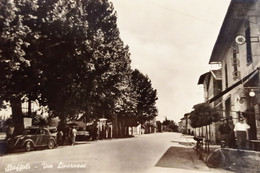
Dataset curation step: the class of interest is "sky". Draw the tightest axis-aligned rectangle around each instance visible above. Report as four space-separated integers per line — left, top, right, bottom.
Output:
111 0 231 122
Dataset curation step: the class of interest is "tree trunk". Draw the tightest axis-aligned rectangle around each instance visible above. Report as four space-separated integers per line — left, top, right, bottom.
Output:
28 93 32 117
58 115 67 130
118 118 122 137
205 125 209 153
126 119 132 136
209 123 211 141
122 118 126 137
10 97 24 135
112 116 118 138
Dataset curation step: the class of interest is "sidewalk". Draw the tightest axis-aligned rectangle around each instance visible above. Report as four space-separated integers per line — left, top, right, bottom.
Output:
183 134 260 173
151 134 233 173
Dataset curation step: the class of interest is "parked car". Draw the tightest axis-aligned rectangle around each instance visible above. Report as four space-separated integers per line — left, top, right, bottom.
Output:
67 121 90 141
48 127 58 135
76 130 90 140
6 126 57 152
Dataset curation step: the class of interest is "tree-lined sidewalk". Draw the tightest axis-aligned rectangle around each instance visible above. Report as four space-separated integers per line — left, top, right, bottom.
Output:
0 0 158 137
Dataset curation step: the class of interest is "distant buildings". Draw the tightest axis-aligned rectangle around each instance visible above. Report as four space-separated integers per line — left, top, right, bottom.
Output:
178 113 194 135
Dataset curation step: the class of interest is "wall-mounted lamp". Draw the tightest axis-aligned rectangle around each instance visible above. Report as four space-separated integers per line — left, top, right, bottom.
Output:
249 90 256 97
238 87 260 104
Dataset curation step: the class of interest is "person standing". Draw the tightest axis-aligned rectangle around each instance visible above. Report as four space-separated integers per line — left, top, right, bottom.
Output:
71 127 77 146
219 119 231 148
64 126 70 145
57 130 64 146
234 117 250 150
5 123 14 140
93 120 98 140
228 118 236 148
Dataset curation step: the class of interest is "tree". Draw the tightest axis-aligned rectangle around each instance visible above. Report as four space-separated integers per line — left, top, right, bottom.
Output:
190 103 220 128
189 102 221 152
0 0 158 137
112 67 138 137
162 118 178 132
131 69 158 123
0 0 40 134
0 0 123 133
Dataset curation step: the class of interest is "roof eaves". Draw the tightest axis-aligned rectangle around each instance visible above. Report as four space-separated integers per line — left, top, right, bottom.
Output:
209 0 255 64
198 72 210 85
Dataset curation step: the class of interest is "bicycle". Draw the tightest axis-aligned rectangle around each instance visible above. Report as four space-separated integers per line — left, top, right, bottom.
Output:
193 136 204 160
206 147 237 171
220 140 226 148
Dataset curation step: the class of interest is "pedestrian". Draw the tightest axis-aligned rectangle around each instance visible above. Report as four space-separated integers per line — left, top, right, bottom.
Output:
219 119 231 148
234 117 250 150
57 130 64 146
227 118 236 148
64 126 70 145
5 123 14 140
93 120 98 140
71 126 77 146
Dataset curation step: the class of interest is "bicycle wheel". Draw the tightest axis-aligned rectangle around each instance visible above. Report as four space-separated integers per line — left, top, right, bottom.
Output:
206 148 226 168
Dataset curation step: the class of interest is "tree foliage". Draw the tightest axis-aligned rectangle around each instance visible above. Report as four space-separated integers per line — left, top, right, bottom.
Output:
190 103 220 128
131 69 158 123
0 0 158 135
162 118 178 132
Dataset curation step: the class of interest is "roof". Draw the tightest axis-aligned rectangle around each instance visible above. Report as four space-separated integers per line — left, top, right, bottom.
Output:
209 0 256 63
184 113 190 117
198 72 210 84
198 69 222 84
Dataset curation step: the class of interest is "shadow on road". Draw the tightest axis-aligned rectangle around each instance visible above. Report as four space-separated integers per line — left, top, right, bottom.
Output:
155 146 209 171
171 140 195 147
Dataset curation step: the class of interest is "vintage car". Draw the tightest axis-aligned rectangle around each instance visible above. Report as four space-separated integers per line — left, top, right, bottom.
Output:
67 121 90 141
7 126 57 152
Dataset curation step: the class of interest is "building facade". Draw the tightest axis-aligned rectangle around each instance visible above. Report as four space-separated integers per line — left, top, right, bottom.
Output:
179 113 194 135
197 70 223 143
209 0 260 141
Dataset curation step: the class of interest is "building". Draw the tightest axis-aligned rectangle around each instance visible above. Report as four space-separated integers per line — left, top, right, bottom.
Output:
179 116 187 134
209 0 260 141
143 117 157 134
197 69 223 143
178 113 194 135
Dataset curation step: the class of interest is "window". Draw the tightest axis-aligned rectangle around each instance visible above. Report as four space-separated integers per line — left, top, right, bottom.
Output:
225 64 228 88
225 97 231 118
245 27 252 65
231 44 240 80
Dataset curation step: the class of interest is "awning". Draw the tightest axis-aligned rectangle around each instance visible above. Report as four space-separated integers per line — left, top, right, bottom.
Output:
209 68 259 103
243 68 259 87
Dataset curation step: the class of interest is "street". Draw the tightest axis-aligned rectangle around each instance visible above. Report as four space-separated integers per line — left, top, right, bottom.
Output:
0 132 232 173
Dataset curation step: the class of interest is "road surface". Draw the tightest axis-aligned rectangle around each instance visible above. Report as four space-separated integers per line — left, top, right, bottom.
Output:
0 132 232 173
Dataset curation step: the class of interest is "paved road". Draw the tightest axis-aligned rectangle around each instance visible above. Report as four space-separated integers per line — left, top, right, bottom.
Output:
0 132 232 173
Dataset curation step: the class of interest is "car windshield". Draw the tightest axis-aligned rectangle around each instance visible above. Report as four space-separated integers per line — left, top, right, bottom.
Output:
23 129 38 135
49 128 57 133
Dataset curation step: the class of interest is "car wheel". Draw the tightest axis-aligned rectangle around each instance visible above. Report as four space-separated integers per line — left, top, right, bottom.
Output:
48 140 55 149
25 141 32 152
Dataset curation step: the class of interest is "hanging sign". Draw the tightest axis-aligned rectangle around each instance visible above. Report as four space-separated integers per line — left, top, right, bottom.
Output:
235 35 246 45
